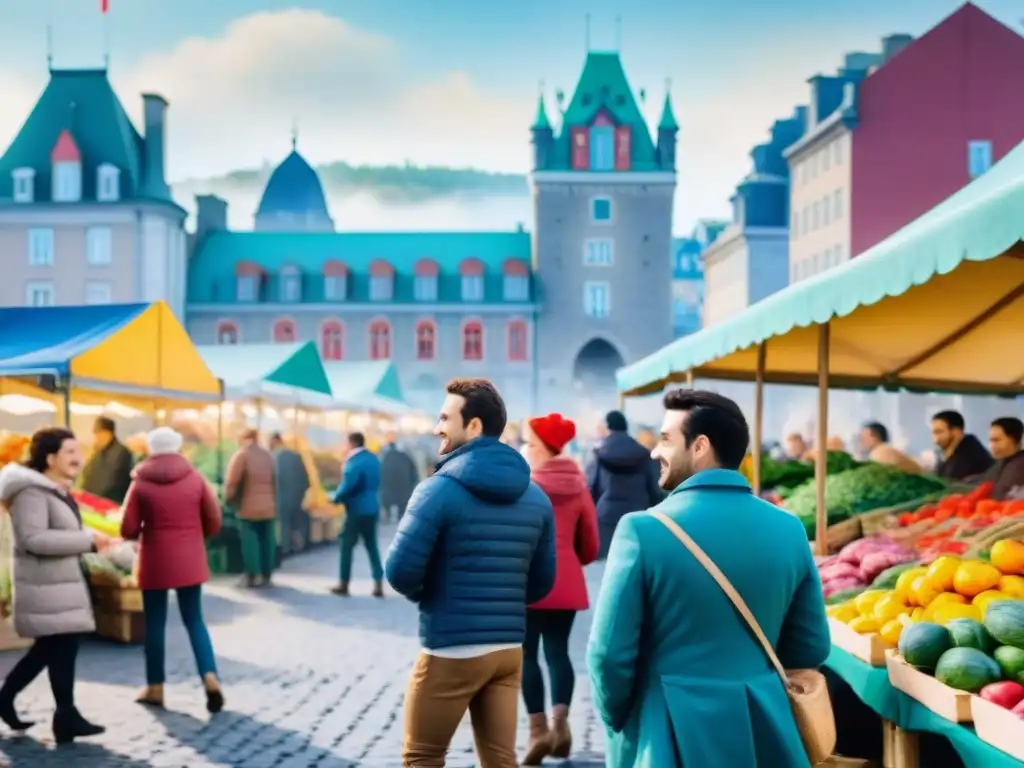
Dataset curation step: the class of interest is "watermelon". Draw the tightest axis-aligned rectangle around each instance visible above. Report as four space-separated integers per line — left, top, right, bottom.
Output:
947 618 996 654
994 646 1024 684
899 621 952 672
871 562 921 590
935 647 1002 692
825 587 865 605
984 600 1024 650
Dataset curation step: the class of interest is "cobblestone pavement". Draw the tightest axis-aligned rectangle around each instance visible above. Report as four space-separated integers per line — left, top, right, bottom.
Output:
0 523 607 767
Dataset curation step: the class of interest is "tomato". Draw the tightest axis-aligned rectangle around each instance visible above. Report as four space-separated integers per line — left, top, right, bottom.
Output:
934 507 954 523
968 481 995 502
977 499 1001 516
918 504 937 519
956 501 975 519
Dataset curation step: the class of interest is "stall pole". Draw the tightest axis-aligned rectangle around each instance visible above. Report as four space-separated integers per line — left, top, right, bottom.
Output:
618 392 625 411
215 379 225 487
752 343 766 495
685 370 695 388
814 323 831 555
255 398 264 431
60 376 72 428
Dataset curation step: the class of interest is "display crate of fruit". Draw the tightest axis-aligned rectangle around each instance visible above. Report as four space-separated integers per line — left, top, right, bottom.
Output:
828 616 887 666
886 650 974 722
971 693 1024 761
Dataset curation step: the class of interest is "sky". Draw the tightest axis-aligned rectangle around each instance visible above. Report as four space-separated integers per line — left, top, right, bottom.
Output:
0 0 1022 232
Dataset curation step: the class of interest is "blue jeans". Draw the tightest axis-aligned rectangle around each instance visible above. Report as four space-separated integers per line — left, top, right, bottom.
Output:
142 586 218 685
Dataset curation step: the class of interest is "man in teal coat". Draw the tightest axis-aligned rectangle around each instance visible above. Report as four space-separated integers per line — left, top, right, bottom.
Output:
587 389 831 767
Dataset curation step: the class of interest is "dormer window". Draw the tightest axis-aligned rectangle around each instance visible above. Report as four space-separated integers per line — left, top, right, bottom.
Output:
235 261 263 302
50 129 82 203
280 264 302 302
322 260 348 301
459 258 485 301
589 114 615 171
414 259 439 302
502 259 529 301
96 164 120 202
12 168 35 203
369 259 394 301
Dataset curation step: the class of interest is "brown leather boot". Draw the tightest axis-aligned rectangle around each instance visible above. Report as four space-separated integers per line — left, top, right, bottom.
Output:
135 684 164 708
330 581 349 596
550 704 572 758
372 580 384 598
522 713 552 765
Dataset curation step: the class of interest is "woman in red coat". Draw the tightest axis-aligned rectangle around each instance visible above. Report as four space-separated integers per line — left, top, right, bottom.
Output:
520 413 599 765
120 427 225 713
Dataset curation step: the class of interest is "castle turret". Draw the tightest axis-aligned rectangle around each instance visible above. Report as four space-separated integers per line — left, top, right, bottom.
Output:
530 95 553 171
657 91 678 171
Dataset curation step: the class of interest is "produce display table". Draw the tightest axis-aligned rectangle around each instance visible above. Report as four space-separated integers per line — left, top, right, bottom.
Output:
826 646 1024 768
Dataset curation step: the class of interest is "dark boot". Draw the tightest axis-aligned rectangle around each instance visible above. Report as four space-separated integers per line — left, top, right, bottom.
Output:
0 695 33 731
330 581 349 596
550 704 572 758
204 673 225 714
53 708 105 745
372 581 384 598
522 713 552 765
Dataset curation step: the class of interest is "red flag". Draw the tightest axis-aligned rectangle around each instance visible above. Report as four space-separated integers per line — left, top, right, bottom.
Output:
101 0 109 12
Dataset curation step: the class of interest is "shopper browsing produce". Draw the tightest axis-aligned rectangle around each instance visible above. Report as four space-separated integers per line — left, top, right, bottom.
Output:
857 422 922 474
932 410 994 482
983 417 1024 500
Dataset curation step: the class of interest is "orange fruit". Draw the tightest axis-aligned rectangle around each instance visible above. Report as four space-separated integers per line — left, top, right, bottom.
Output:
926 556 961 592
999 575 1024 598
991 539 1024 575
953 561 1003 597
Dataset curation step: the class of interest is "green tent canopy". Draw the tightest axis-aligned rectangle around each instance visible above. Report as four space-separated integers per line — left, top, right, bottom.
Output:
321 361 412 415
196 342 333 404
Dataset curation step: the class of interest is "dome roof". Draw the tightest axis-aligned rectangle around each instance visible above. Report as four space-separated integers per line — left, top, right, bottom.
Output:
257 149 330 216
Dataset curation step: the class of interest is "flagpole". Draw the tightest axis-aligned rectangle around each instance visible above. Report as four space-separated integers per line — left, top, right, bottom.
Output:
101 0 110 69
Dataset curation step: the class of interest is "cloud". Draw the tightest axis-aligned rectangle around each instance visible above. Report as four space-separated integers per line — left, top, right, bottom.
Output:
110 9 532 179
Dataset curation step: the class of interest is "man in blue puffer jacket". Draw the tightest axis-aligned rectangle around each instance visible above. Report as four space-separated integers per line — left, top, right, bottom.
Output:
385 377 556 768
331 432 384 597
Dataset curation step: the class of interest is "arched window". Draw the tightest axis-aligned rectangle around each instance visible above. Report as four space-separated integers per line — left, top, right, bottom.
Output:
320 320 344 360
369 319 391 360
272 318 296 343
216 321 239 345
415 320 436 361
507 320 527 361
462 321 483 361
459 258 485 302
280 264 302 302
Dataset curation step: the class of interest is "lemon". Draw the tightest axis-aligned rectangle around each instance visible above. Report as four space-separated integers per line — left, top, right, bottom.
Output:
910 576 940 608
972 590 1010 611
849 615 882 634
931 602 982 625
895 567 928 602
827 603 859 623
880 618 904 646
874 593 910 623
854 590 889 615
925 556 961 592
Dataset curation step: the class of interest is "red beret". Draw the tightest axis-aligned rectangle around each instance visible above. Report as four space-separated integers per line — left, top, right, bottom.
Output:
528 413 576 454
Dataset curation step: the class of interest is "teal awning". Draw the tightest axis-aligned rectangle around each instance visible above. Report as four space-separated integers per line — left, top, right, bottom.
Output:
321 361 412 415
196 342 333 403
618 137 1024 397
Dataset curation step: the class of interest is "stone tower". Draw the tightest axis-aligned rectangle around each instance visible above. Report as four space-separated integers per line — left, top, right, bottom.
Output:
531 52 677 419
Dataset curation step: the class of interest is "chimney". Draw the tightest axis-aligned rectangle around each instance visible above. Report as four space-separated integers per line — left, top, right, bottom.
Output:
195 194 228 242
141 93 169 198
882 34 913 63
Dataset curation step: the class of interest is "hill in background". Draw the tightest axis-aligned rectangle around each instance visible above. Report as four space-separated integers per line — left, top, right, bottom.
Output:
172 162 533 232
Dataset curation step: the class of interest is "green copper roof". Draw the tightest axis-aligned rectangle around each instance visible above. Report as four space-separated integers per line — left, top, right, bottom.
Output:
532 96 551 130
549 51 659 171
659 93 679 131
0 69 165 203
187 230 534 305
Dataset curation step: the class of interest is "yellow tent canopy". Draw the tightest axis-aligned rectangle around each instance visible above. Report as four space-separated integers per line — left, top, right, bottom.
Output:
0 301 221 411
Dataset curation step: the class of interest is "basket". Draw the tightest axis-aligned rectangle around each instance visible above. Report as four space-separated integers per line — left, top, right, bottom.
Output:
90 584 143 613
94 606 145 644
826 517 863 552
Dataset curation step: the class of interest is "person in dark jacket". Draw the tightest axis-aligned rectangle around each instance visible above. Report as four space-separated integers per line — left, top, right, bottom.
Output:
331 432 384 597
80 416 133 504
269 433 310 556
385 378 556 768
932 410 994 481
984 417 1024 499
379 433 419 523
586 410 664 559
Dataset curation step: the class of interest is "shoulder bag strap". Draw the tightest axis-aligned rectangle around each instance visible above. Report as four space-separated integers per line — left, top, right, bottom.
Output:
651 510 789 684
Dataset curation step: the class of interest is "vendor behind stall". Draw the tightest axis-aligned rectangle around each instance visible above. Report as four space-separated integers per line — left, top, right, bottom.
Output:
931 409 994 481
983 416 1024 499
80 416 133 504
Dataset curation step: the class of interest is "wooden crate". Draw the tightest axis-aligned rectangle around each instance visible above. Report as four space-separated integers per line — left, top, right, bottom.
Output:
90 584 143 613
886 652 972 722
93 607 145 644
827 517 863 552
828 617 888 666
971 694 1024 761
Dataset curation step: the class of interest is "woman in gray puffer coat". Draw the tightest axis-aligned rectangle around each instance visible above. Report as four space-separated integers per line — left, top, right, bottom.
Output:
0 427 106 744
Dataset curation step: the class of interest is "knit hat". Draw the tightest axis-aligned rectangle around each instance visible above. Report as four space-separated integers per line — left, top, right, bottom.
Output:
605 410 628 432
146 427 183 456
528 413 576 454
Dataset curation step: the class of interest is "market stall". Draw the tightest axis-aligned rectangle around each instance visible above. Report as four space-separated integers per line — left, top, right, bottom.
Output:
617 139 1024 765
195 341 335 563
0 301 222 645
